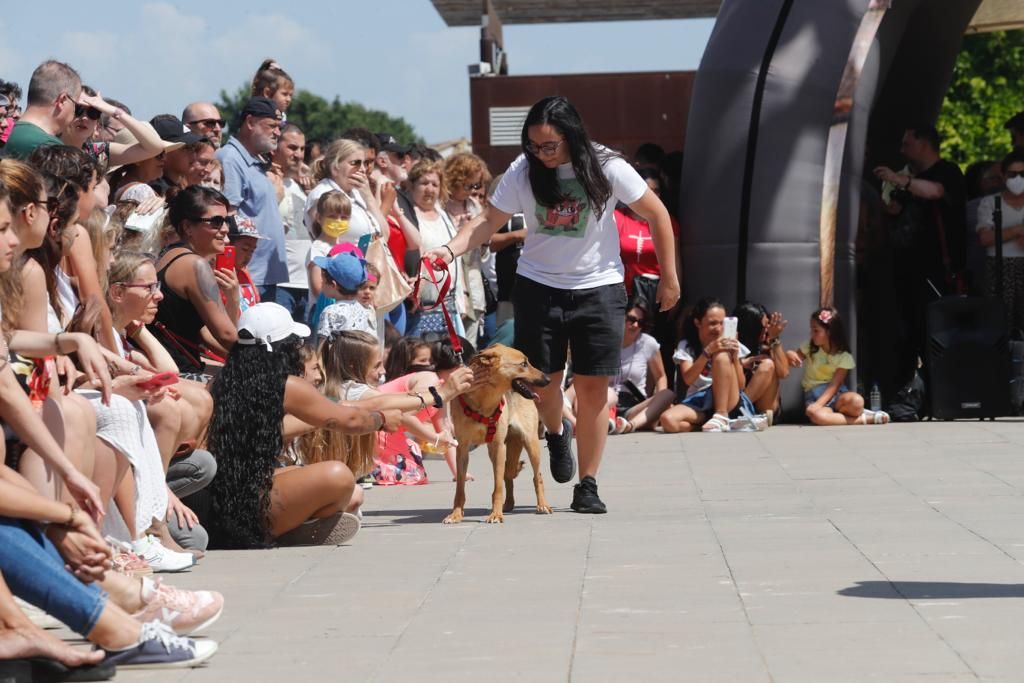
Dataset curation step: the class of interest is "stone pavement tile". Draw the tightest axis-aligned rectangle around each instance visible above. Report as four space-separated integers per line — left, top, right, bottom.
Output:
738 577 919 625
570 623 771 683
912 601 1024 679
754 621 975 680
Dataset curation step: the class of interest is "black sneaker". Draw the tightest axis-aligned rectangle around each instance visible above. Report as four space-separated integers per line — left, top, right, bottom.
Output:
545 417 576 483
571 476 607 514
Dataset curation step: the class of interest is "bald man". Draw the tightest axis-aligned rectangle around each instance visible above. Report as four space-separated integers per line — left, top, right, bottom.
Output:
182 101 224 148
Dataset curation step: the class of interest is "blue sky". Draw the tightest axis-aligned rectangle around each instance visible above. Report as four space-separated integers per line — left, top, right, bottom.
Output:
0 1 714 144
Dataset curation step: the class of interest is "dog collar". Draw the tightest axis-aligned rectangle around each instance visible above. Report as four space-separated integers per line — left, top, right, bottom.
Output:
458 395 504 443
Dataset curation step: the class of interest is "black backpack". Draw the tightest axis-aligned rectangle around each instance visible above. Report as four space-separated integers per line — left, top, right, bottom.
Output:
887 372 927 422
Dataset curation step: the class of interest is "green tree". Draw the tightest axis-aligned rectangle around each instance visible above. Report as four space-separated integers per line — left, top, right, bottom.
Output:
938 30 1024 167
217 86 423 145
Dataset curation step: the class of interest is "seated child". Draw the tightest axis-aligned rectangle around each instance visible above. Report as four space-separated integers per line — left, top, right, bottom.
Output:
792 307 889 426
314 250 376 340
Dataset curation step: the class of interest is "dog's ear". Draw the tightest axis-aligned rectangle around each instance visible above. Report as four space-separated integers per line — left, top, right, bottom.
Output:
471 350 499 371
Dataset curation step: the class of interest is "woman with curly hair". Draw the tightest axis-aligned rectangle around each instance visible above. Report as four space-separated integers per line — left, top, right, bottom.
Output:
444 152 489 342
204 303 407 548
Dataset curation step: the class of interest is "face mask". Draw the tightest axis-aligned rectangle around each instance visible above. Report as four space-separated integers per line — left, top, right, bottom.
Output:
322 219 349 238
1006 176 1024 196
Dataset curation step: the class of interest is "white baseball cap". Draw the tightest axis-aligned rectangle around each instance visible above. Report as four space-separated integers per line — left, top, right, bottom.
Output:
236 302 310 351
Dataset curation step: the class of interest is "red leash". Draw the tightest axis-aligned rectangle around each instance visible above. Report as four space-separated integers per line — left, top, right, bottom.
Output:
412 257 463 359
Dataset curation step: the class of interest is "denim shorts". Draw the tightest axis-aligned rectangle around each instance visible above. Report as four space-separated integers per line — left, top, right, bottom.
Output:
680 386 756 417
804 383 850 408
512 275 627 376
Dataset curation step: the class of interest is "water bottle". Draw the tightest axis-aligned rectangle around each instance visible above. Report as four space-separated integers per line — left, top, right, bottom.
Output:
869 382 882 412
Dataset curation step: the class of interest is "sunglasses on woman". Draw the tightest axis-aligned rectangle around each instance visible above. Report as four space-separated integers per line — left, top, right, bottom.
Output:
625 314 645 326
189 215 233 229
74 104 102 121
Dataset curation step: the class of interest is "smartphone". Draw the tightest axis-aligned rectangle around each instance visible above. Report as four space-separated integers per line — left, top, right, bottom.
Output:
214 246 236 272
135 371 179 392
723 316 738 340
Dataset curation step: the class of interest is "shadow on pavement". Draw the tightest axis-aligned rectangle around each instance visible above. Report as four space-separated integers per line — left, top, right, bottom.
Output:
362 507 562 525
839 581 1024 599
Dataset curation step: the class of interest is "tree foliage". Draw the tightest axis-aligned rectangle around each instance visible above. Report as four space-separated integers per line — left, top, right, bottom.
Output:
217 86 423 145
938 30 1024 167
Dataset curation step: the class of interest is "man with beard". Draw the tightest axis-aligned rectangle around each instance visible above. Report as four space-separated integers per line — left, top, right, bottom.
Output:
217 97 287 299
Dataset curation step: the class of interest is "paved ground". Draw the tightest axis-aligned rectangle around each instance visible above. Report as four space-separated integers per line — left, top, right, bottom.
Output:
101 420 1024 682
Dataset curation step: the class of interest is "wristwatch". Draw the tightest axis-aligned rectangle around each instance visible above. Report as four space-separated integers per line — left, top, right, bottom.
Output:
428 386 444 409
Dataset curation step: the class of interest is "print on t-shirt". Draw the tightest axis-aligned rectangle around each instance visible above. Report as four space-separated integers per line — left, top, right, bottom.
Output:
536 178 591 238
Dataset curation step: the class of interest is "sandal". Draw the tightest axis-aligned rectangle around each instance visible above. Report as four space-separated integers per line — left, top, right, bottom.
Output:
701 413 731 432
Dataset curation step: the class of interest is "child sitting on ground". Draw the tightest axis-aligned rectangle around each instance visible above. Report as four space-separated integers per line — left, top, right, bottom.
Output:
791 307 889 425
314 250 376 340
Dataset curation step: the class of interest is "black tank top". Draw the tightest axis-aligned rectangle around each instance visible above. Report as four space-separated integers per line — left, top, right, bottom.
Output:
148 248 207 374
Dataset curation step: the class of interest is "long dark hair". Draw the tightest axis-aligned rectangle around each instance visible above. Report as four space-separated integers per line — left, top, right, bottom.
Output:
733 301 768 353
384 337 432 379
809 306 850 355
522 96 615 217
24 171 80 323
207 334 303 549
681 297 726 356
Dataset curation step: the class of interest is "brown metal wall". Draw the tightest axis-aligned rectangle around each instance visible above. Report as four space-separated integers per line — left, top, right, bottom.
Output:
469 70 695 175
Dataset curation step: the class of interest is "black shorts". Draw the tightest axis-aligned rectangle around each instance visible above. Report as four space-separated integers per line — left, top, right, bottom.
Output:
512 275 627 376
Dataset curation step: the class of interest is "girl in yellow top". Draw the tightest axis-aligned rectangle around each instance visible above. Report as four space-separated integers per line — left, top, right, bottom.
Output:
791 307 889 425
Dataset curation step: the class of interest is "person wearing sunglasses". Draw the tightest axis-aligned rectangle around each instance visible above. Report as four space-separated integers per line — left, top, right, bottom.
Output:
182 102 225 149
424 96 679 516
149 186 239 379
443 152 490 344
976 149 1024 336
59 87 165 174
604 300 675 435
1 60 81 160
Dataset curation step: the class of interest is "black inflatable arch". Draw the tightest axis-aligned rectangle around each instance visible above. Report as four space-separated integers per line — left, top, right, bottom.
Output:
680 0 983 411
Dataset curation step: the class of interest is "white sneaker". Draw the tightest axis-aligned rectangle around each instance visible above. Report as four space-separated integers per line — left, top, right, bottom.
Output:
131 535 195 573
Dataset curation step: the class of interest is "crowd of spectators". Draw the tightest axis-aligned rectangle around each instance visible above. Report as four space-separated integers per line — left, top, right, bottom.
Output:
0 54 1019 678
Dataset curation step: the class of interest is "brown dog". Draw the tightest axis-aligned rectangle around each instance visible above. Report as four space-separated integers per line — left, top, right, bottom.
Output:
444 345 553 524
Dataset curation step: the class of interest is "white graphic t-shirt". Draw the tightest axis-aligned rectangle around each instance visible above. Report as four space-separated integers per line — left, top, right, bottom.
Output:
489 148 649 289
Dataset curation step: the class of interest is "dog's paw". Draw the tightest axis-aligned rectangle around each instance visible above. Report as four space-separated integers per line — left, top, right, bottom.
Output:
442 510 464 524
502 497 515 513
485 511 504 524
536 504 553 515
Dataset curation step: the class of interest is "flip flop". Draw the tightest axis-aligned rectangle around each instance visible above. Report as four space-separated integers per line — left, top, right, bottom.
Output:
30 657 116 682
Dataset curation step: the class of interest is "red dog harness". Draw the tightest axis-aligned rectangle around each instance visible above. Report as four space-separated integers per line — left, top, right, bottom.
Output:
458 395 504 443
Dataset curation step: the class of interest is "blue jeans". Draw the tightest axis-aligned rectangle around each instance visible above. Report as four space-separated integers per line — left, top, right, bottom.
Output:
257 284 278 303
0 517 107 635
274 287 309 324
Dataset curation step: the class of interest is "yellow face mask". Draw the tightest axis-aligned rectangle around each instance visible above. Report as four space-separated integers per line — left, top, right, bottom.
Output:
322 219 349 239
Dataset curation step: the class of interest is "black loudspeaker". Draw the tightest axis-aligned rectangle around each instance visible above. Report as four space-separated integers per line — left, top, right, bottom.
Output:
926 297 1011 420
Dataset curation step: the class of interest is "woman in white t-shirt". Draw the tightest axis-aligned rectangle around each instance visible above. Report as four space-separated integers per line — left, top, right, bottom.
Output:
425 96 679 515
606 301 675 434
